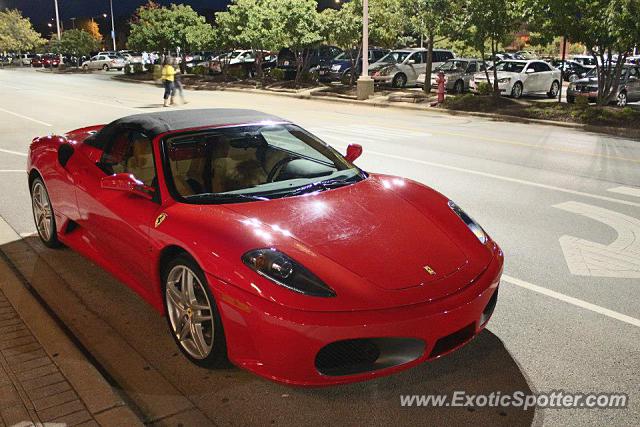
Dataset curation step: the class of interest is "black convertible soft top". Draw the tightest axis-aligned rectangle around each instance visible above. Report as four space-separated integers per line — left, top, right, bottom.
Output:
90 109 286 149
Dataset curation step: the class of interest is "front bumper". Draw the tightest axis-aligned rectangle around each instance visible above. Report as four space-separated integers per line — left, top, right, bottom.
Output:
371 73 393 84
210 247 504 386
470 80 511 94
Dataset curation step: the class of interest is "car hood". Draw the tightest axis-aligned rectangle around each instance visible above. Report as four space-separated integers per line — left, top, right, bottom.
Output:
368 62 395 71
475 71 520 80
170 175 497 311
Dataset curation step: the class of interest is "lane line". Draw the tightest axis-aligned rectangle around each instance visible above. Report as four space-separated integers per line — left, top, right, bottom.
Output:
502 274 640 328
0 148 27 157
608 186 640 198
346 147 640 208
0 107 52 126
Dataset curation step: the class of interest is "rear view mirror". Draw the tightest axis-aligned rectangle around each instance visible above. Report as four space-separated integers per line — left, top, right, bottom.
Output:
101 173 154 200
345 144 363 163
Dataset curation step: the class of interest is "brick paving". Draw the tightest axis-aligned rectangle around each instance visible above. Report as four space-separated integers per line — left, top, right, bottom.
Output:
0 290 98 427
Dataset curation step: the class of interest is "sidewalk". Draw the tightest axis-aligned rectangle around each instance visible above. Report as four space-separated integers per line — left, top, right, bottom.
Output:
0 224 143 426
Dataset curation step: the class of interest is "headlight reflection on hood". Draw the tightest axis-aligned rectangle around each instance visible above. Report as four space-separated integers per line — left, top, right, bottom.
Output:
242 248 336 297
447 201 488 244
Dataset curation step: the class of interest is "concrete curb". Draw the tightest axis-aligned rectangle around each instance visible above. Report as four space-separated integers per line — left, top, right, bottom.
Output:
0 221 143 426
113 75 638 139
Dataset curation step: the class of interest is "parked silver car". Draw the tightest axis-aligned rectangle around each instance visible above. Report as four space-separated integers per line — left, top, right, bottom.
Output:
417 58 485 93
567 65 640 106
81 54 126 71
369 48 455 88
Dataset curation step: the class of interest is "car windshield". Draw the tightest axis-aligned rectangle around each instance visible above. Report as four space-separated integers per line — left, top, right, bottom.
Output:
334 51 356 60
378 51 411 63
436 60 469 72
492 61 525 73
164 124 363 204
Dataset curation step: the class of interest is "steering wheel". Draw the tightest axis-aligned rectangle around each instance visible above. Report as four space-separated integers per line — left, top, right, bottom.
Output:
267 156 296 182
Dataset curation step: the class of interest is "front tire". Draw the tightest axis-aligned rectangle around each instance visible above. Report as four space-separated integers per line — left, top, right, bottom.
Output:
102 64 109 71
392 73 407 88
511 81 523 99
453 79 464 94
31 178 61 248
617 91 628 107
547 80 560 98
163 255 229 368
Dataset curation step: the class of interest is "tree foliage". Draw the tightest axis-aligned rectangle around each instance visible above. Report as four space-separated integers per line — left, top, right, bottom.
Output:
0 9 46 53
77 19 103 43
51 29 101 64
128 2 215 56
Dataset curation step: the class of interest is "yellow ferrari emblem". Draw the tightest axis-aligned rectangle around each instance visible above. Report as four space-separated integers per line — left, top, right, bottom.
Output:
423 265 436 276
155 213 168 228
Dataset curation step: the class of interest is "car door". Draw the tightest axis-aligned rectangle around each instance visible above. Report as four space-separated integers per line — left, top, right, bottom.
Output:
75 127 162 295
628 67 640 101
537 62 555 92
405 52 424 83
523 62 540 93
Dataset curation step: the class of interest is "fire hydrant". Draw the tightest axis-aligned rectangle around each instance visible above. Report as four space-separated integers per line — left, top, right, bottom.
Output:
436 71 446 103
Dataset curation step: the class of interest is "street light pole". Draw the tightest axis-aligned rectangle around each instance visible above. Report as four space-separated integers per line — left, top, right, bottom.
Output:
356 0 374 100
53 0 61 40
109 0 116 51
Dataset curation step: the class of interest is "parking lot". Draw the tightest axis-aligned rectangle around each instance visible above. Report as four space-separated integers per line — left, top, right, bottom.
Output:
0 68 639 426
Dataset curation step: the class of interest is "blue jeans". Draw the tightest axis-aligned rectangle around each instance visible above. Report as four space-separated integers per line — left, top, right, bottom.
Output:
163 80 175 99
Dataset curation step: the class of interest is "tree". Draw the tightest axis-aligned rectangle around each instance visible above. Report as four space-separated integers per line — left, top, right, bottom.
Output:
458 0 518 97
320 1 361 84
51 29 101 66
128 2 215 69
77 19 103 43
401 0 461 93
0 9 46 57
525 0 640 105
216 0 284 82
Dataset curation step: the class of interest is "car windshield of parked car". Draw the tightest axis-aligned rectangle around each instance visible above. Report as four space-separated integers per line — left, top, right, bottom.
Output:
164 124 363 203
493 61 526 73
378 51 411 64
436 60 468 72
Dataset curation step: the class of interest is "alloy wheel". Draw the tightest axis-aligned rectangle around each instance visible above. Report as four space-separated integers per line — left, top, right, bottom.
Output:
551 81 559 96
165 265 214 360
617 92 627 107
32 181 53 242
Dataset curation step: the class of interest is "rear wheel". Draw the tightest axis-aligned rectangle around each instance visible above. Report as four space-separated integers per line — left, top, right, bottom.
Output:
102 64 109 71
547 80 560 98
163 255 229 368
453 79 464 94
617 91 628 107
31 178 61 248
392 73 407 88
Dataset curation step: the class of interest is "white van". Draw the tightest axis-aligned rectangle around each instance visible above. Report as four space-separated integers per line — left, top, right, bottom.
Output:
368 48 455 87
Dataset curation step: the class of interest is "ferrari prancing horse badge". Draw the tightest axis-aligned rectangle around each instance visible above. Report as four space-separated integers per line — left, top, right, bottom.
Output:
155 213 168 228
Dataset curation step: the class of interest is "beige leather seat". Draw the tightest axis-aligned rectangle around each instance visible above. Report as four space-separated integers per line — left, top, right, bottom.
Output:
127 138 155 186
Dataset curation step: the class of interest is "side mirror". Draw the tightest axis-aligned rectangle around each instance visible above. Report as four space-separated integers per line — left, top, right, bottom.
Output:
525 68 535 74
407 59 416 65
345 144 363 163
101 173 154 200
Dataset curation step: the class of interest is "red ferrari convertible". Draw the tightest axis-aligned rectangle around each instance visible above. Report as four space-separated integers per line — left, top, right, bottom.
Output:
27 109 503 386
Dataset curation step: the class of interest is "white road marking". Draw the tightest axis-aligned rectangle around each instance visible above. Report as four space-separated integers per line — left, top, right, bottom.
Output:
502 274 640 328
0 148 27 157
0 170 25 173
608 186 640 198
554 201 640 278
326 142 640 208
0 107 52 126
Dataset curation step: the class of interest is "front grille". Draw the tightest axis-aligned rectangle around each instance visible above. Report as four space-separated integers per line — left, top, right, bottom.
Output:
315 338 425 376
428 323 476 359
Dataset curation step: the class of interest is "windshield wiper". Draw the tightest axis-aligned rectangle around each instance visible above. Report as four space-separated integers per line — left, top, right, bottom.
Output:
286 176 359 197
185 192 270 203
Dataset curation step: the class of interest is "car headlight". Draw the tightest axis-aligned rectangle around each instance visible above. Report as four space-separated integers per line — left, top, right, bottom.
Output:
498 78 511 84
242 248 336 297
448 201 488 244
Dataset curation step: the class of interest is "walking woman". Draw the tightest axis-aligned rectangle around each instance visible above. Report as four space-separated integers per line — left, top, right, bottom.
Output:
161 56 176 107
172 57 187 104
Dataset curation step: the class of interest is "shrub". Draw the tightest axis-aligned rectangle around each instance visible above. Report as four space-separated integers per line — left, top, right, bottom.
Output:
574 95 589 108
144 63 154 73
124 64 133 75
133 63 144 74
476 82 493 96
268 67 285 81
227 66 246 80
191 65 207 76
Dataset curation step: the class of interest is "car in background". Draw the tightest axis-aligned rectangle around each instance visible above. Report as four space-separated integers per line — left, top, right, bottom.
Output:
551 59 591 82
514 51 537 60
206 50 277 77
317 48 388 84
120 51 143 64
417 58 485 93
369 48 455 88
277 46 342 80
42 55 60 68
17 53 35 66
570 55 597 69
567 65 640 106
82 54 126 71
626 56 640 65
471 60 561 99
31 55 44 67
0 55 13 65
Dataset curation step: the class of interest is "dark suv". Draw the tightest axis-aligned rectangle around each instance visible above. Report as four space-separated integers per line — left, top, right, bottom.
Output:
317 48 389 84
567 65 640 106
277 45 342 80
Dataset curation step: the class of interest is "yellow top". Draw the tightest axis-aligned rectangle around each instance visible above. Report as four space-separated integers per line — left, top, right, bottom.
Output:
161 65 176 82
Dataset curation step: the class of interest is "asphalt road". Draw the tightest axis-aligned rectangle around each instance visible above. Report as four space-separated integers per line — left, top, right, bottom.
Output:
1 68 639 426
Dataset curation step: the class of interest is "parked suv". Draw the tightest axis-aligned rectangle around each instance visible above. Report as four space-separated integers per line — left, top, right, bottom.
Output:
417 58 484 93
277 45 342 80
82 54 126 71
567 65 640 106
317 48 388 83
550 59 591 82
369 48 455 87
